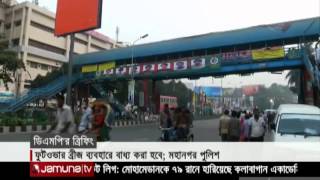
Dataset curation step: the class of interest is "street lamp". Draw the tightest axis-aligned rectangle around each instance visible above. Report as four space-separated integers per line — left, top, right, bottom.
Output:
269 99 274 109
241 94 244 108
220 78 223 108
129 34 149 105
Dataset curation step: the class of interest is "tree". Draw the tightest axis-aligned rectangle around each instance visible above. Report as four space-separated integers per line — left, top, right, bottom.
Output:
253 84 297 110
0 42 25 90
286 69 301 95
156 80 193 107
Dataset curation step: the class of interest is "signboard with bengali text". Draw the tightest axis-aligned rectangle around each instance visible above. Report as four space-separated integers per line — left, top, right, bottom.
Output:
81 65 98 73
252 47 285 60
80 47 292 78
98 62 115 72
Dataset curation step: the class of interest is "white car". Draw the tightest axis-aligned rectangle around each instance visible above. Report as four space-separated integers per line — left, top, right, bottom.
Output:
264 109 277 114
271 104 320 142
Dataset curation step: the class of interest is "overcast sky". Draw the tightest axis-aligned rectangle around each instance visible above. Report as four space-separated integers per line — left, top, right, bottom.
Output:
18 0 320 88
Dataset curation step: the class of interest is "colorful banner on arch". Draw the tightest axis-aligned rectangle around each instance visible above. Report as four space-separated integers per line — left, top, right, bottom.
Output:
80 46 291 77
252 47 285 60
81 65 97 73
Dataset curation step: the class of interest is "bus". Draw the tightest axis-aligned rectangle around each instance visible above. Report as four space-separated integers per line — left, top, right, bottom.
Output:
159 95 178 112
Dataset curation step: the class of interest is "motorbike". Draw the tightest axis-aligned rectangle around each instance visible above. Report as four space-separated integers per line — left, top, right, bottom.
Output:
159 126 194 142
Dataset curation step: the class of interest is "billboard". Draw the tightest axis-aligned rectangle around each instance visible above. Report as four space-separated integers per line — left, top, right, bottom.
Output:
81 65 97 73
159 96 177 112
242 85 263 96
194 86 222 97
252 47 285 60
55 0 103 36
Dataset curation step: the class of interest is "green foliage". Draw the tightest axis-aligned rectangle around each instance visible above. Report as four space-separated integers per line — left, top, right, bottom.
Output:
286 69 301 95
156 80 193 107
0 109 49 126
0 114 31 126
253 84 297 110
0 42 25 90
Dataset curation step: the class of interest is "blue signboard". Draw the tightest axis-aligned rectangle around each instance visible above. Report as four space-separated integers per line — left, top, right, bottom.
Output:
194 86 222 97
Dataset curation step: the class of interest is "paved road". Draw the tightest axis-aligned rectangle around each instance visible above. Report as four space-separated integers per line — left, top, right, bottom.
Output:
111 118 222 141
0 118 272 142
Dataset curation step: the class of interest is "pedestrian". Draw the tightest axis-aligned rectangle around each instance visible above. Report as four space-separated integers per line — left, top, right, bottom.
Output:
267 111 276 131
173 107 182 128
102 103 114 140
78 100 93 133
239 111 246 141
185 108 194 127
125 102 132 119
219 109 231 142
175 108 191 140
160 104 173 128
249 109 266 142
228 110 241 141
262 111 267 124
169 107 176 127
49 94 76 134
242 112 251 141
91 101 113 141
160 104 173 141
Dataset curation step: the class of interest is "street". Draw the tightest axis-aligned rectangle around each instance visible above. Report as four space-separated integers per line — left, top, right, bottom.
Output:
0 118 271 142
111 118 221 141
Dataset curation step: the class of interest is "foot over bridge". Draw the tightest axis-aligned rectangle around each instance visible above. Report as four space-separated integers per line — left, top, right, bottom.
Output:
1 17 319 112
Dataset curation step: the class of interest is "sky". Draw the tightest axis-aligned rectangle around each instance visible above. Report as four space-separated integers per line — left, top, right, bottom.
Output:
17 0 320 88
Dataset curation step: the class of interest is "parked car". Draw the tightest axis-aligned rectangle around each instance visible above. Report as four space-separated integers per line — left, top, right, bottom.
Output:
264 109 277 114
271 104 320 142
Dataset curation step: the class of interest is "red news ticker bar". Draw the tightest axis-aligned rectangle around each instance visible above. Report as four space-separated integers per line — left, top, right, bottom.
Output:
30 162 95 177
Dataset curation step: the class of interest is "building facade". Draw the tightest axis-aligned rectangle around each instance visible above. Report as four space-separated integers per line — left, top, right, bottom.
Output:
0 0 120 95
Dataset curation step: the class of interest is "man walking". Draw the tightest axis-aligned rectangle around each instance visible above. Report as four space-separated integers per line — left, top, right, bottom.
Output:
160 104 173 141
78 100 93 133
229 111 240 141
249 109 266 142
49 94 76 134
219 109 231 142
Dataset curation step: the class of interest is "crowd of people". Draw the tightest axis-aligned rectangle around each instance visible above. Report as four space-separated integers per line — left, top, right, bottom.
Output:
49 94 114 141
219 108 271 142
49 93 275 143
159 104 193 141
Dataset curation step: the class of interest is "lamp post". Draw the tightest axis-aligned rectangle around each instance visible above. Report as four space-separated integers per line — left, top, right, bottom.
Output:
269 99 274 109
220 78 223 108
129 34 148 105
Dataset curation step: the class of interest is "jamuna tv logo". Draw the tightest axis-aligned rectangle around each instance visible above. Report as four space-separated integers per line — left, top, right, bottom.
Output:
32 164 40 174
30 162 94 177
